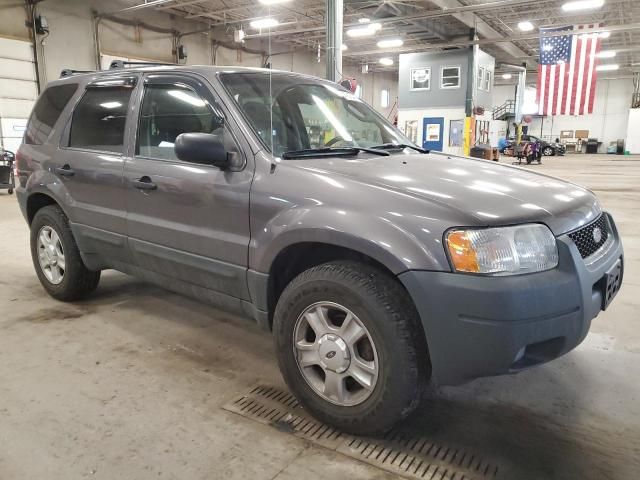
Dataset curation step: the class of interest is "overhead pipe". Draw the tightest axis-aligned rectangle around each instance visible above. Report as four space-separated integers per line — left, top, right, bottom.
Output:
243 0 542 38
344 23 640 57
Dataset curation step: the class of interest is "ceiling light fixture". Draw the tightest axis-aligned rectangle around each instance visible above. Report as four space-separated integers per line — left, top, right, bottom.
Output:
561 0 604 12
595 50 616 58
346 22 382 38
518 21 534 31
595 64 619 71
379 57 394 66
501 73 512 79
250 18 279 29
599 31 611 38
377 38 403 48
358 17 371 23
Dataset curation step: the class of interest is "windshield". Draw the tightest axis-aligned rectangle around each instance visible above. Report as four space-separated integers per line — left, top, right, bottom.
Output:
219 72 414 158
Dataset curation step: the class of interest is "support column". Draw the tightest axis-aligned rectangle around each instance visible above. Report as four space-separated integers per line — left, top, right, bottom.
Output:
325 0 343 82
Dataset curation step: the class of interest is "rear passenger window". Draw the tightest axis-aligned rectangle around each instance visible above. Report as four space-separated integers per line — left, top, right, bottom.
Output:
136 84 223 160
69 87 132 154
25 83 78 145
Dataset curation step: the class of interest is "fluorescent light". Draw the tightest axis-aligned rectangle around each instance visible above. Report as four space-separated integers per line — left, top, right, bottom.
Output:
596 64 619 71
501 73 512 79
599 31 610 38
258 0 290 4
168 90 206 107
595 50 616 58
518 21 534 31
562 0 604 11
100 101 122 109
377 38 403 48
346 22 381 38
379 57 394 66
341 44 348 51
358 17 370 23
250 18 279 29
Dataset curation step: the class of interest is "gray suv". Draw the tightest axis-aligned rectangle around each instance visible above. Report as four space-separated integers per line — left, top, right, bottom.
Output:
16 65 624 435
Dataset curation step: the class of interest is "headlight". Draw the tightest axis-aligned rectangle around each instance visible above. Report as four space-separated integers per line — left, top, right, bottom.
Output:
446 224 558 275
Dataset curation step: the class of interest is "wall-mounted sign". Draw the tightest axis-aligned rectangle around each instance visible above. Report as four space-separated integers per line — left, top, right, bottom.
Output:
560 130 574 139
426 123 441 142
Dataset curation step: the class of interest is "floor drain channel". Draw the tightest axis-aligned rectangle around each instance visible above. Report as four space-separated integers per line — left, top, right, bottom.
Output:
223 385 500 480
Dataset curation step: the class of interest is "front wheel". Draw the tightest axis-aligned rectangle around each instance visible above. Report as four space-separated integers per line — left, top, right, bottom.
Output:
273 261 429 435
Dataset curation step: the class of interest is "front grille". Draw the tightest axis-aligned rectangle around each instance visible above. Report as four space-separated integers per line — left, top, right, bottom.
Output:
568 214 610 259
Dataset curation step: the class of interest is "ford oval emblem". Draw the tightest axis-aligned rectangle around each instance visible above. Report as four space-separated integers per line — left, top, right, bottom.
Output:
593 226 603 244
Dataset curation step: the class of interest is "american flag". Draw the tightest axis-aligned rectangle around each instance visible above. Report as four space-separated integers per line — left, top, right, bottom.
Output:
536 25 602 116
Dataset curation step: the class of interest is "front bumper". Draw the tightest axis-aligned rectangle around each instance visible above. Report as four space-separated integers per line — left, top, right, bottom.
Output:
399 213 623 386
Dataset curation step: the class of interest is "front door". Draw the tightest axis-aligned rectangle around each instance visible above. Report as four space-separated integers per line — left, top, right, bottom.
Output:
422 117 444 152
124 73 253 300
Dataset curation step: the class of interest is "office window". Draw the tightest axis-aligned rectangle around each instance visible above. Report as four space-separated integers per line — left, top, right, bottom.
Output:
381 89 390 108
484 70 492 91
137 84 223 161
410 67 430 90
477 66 485 90
441 66 461 89
69 87 132 153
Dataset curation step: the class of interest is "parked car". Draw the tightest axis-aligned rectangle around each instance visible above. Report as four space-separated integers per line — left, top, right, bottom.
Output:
16 65 624 435
500 134 566 156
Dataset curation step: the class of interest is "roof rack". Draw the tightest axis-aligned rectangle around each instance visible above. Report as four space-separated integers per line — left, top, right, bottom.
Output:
60 68 94 78
109 60 175 70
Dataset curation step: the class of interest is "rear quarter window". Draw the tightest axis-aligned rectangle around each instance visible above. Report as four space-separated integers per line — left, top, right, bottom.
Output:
24 83 78 145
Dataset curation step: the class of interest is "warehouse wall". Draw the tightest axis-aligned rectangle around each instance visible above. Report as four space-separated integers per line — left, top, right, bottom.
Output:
0 0 397 118
492 78 634 151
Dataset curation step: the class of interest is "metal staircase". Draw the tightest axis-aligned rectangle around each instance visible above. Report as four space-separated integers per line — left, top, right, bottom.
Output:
492 100 516 120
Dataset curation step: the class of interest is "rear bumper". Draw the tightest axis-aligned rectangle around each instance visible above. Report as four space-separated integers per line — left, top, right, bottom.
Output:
399 213 624 386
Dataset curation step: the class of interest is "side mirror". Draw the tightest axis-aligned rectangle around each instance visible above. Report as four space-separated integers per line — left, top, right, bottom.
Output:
174 132 228 168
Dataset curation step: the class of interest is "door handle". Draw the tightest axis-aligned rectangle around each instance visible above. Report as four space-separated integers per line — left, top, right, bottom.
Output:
132 176 157 191
55 165 75 177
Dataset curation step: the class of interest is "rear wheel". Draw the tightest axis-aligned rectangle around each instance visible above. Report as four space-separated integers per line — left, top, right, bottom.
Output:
273 261 429 435
542 146 555 156
30 205 100 301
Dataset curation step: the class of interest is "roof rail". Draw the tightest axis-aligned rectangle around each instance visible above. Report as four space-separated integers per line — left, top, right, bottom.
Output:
60 68 94 78
109 60 175 70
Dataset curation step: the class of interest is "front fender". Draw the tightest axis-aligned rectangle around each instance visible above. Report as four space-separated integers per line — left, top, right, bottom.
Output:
250 206 450 274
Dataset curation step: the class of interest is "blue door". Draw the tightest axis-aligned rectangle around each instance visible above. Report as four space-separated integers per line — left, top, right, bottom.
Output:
422 117 444 152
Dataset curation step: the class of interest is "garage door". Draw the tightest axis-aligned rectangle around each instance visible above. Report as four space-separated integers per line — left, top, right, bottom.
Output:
0 37 37 153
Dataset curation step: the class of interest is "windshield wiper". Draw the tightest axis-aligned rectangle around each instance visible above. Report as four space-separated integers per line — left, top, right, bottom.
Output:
282 147 390 159
371 143 429 153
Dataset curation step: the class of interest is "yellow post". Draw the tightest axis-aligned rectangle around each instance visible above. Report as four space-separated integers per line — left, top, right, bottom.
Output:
463 116 475 156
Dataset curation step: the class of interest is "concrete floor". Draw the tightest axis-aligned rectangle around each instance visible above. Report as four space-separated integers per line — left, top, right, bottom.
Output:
1 153 639 480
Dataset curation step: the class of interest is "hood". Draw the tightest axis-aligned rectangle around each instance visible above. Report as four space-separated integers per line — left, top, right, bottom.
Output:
289 152 600 235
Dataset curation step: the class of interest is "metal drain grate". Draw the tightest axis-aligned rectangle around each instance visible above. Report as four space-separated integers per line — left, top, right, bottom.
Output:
223 385 501 480
223 385 347 449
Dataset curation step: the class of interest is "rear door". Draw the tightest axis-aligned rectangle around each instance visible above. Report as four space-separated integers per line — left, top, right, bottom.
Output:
124 73 253 300
55 75 139 263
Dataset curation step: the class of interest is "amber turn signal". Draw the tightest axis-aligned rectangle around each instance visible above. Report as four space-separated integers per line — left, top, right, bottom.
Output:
446 230 480 273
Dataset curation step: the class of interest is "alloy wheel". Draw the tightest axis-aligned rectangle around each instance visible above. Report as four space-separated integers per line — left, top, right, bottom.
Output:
37 225 65 285
293 302 379 406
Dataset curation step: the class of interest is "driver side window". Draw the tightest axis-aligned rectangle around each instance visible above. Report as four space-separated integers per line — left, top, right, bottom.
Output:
137 84 223 161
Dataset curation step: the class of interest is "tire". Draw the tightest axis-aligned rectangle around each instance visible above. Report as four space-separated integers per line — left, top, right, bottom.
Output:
273 261 429 435
542 146 554 156
8 188 13 194
30 205 100 301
